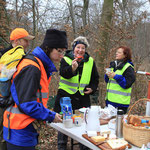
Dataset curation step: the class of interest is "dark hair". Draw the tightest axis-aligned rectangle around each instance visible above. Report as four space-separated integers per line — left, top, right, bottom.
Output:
117 46 132 62
40 45 54 57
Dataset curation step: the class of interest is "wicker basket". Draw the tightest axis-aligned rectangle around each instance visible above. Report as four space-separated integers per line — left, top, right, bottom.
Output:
123 98 150 147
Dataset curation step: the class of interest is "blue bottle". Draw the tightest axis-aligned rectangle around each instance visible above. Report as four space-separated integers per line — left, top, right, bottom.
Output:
60 97 72 120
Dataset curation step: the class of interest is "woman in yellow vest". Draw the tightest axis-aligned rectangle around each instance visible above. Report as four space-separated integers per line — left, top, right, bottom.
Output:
54 36 99 150
105 46 135 114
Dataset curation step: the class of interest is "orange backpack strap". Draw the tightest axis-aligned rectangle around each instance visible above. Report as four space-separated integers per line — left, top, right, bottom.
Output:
13 54 40 78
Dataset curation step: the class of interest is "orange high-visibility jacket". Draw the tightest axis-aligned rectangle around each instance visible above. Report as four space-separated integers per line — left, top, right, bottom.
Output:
3 57 51 129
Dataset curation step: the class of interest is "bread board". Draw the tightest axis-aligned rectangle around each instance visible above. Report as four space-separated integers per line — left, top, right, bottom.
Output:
82 134 132 150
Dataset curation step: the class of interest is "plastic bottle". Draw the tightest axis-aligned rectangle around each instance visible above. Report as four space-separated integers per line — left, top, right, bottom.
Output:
59 112 63 119
115 109 124 138
60 97 72 120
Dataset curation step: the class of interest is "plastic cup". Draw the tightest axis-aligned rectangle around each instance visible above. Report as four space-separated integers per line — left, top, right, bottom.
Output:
63 119 73 128
106 68 112 73
74 117 82 127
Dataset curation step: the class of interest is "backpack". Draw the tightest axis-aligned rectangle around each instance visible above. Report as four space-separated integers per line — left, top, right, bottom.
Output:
0 46 39 108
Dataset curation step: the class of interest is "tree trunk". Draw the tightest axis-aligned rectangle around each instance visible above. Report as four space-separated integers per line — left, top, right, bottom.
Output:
99 0 113 56
96 0 113 70
0 0 9 49
15 0 19 22
67 0 76 38
32 0 36 49
96 0 113 104
81 0 89 36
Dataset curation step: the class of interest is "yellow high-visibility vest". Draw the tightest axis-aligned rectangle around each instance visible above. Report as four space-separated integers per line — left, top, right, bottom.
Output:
59 56 94 95
106 62 134 105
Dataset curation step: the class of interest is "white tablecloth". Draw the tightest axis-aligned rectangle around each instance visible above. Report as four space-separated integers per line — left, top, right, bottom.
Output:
49 122 140 150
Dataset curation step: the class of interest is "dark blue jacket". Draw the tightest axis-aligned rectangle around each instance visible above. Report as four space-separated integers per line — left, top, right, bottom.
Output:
3 47 57 147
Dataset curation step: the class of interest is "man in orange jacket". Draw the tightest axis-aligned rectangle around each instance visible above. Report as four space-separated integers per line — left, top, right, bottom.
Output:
0 28 35 150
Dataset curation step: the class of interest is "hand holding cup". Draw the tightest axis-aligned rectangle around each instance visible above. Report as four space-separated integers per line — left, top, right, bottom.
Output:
105 68 116 78
105 68 112 74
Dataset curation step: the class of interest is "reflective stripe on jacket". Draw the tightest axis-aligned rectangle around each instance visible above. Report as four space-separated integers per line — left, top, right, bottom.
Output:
3 57 50 129
59 56 94 95
106 62 133 105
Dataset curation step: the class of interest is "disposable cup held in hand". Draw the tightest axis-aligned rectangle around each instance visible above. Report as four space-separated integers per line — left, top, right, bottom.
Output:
106 68 112 73
63 119 73 128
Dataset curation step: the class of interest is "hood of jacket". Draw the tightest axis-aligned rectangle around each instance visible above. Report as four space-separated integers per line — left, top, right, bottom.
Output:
110 60 134 71
32 46 57 78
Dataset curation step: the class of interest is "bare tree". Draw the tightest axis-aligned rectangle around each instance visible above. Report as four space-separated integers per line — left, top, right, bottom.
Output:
15 0 19 21
0 0 9 49
32 0 36 48
66 0 76 37
81 0 89 35
95 0 113 71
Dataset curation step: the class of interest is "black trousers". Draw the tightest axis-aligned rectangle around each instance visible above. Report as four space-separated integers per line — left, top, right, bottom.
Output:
57 131 90 150
6 142 35 150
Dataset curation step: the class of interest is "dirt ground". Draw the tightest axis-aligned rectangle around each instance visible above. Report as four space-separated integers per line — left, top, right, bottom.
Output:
36 125 81 150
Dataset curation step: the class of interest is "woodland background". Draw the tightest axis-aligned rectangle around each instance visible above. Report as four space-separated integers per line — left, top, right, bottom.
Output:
1 0 150 149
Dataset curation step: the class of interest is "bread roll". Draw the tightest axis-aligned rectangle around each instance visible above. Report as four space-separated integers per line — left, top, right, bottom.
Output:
129 116 141 125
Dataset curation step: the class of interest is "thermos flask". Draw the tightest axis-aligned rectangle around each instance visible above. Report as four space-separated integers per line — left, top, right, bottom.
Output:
115 109 124 138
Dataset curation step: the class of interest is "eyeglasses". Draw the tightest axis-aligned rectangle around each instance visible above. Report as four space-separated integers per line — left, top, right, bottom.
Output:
57 48 66 55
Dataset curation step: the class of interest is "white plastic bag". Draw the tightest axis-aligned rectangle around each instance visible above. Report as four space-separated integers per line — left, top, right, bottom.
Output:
100 104 117 119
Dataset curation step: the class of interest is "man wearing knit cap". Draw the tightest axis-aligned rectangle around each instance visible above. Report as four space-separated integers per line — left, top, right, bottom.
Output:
3 29 68 150
0 27 34 150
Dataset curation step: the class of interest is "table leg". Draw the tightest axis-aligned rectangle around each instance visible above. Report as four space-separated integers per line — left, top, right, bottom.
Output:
71 138 74 150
